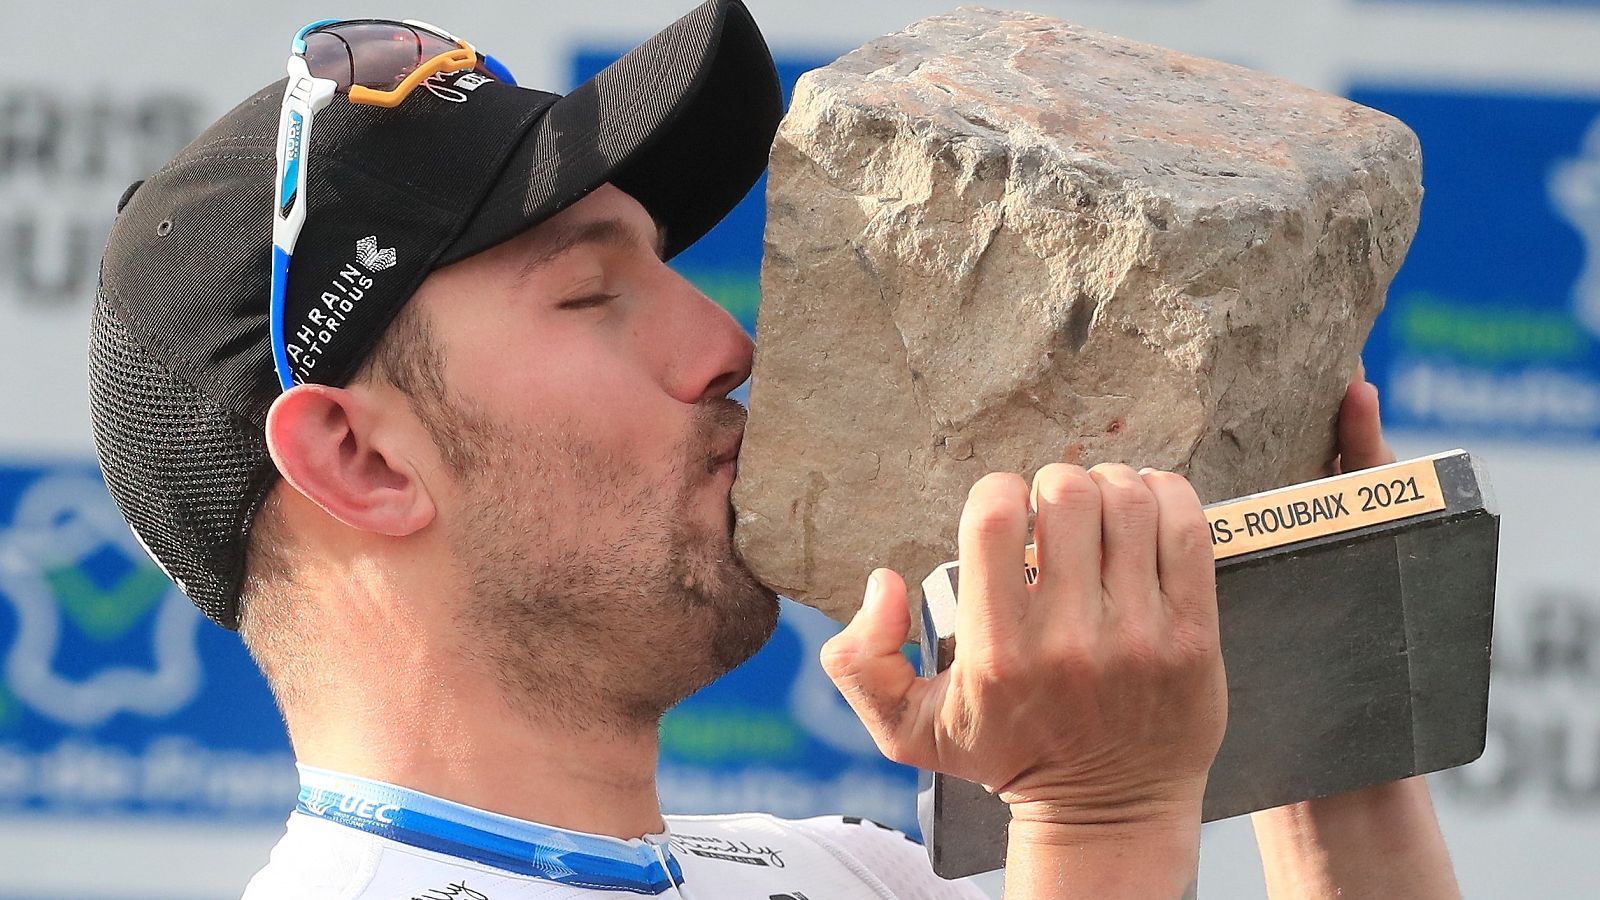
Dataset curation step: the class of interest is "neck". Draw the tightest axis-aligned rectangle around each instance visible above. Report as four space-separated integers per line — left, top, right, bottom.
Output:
286 658 667 839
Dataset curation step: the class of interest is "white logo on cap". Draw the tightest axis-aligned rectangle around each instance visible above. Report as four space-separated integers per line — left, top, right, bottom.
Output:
356 236 397 272
423 69 493 104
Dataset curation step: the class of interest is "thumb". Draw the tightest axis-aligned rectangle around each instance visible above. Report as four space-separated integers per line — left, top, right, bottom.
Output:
820 569 933 767
1337 378 1397 473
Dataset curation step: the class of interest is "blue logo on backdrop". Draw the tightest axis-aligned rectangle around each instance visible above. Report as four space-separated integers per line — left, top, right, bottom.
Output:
0 461 295 818
1352 86 1600 442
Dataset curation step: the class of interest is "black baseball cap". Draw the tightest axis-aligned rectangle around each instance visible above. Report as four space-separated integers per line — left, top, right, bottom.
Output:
87 0 782 628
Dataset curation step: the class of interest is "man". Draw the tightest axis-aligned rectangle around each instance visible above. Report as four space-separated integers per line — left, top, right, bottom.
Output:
87 1 1459 896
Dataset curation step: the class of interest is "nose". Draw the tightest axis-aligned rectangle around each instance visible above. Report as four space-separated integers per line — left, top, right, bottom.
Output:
659 268 754 404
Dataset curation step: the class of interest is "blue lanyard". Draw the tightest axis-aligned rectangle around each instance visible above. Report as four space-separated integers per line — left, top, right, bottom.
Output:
296 766 684 894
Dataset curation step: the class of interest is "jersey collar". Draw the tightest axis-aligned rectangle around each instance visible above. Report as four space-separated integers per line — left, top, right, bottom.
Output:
296 765 684 894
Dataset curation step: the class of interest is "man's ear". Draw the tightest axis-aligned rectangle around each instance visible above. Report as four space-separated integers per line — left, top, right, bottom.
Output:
264 384 435 537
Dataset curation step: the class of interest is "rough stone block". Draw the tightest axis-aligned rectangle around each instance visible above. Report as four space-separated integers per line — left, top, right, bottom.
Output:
732 7 1424 625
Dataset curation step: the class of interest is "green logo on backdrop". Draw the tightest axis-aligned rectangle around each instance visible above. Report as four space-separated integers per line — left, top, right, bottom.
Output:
661 707 802 763
47 561 170 643
1393 291 1591 362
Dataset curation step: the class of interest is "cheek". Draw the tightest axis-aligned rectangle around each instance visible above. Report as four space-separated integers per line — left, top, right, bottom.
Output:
443 305 697 492
505 356 693 481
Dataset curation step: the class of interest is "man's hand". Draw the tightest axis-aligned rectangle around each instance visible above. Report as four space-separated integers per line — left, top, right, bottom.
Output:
1329 365 1397 475
1251 370 1462 900
821 463 1226 897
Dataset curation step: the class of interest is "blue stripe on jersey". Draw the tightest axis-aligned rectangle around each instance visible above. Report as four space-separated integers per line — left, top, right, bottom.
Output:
296 766 683 894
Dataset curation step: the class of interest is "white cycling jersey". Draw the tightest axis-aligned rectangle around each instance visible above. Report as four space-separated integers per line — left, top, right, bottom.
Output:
241 766 988 899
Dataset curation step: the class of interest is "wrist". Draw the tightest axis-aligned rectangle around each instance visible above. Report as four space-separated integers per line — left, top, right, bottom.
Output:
1005 779 1207 831
1252 778 1460 900
1005 810 1202 899
1254 776 1437 841
1009 804 1201 848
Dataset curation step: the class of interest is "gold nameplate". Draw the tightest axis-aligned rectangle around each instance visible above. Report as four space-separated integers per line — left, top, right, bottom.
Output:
1005 456 1449 583
1204 456 1446 560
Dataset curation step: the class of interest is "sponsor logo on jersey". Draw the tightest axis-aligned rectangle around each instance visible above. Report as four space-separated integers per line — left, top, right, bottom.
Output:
300 786 399 824
301 789 334 817
411 882 488 900
672 833 785 868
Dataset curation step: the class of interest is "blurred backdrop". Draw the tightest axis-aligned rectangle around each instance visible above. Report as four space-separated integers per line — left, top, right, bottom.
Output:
5 0 1600 897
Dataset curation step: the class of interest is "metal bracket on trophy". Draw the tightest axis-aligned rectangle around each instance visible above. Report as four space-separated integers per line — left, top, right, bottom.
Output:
730 7 1499 879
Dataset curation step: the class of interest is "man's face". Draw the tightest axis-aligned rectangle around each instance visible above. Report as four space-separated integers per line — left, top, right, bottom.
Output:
405 184 779 730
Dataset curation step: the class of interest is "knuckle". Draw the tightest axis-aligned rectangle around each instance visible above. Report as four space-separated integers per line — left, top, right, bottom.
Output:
970 471 1028 502
1032 463 1098 509
969 647 1022 686
875 736 914 766
818 635 859 678
1180 624 1223 661
1147 470 1203 509
1115 618 1161 665
963 475 1029 536
1104 490 1159 531
963 502 1023 540
1166 631 1223 682
1088 462 1139 484
1047 632 1102 676
1141 469 1190 492
1092 465 1157 511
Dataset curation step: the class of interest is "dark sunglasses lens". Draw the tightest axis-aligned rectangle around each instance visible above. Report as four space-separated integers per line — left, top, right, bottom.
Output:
303 21 461 92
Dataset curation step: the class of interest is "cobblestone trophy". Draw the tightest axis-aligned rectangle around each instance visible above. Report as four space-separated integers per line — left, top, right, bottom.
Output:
732 8 1498 878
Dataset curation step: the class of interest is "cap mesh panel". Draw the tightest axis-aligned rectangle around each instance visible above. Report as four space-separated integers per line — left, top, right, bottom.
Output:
88 291 276 629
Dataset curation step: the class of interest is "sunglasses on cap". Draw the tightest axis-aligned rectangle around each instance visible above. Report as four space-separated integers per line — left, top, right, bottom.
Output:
271 18 517 391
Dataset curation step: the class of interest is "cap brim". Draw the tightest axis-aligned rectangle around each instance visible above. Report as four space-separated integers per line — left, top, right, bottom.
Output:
441 0 781 266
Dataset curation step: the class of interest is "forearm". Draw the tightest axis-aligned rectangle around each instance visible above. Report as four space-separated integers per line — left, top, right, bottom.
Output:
1252 776 1459 899
1004 817 1200 899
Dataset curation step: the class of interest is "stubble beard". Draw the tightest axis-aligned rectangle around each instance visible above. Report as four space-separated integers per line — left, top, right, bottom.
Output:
440 398 780 735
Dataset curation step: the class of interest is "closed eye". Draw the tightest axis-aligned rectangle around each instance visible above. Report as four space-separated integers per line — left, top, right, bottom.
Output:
557 292 618 310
